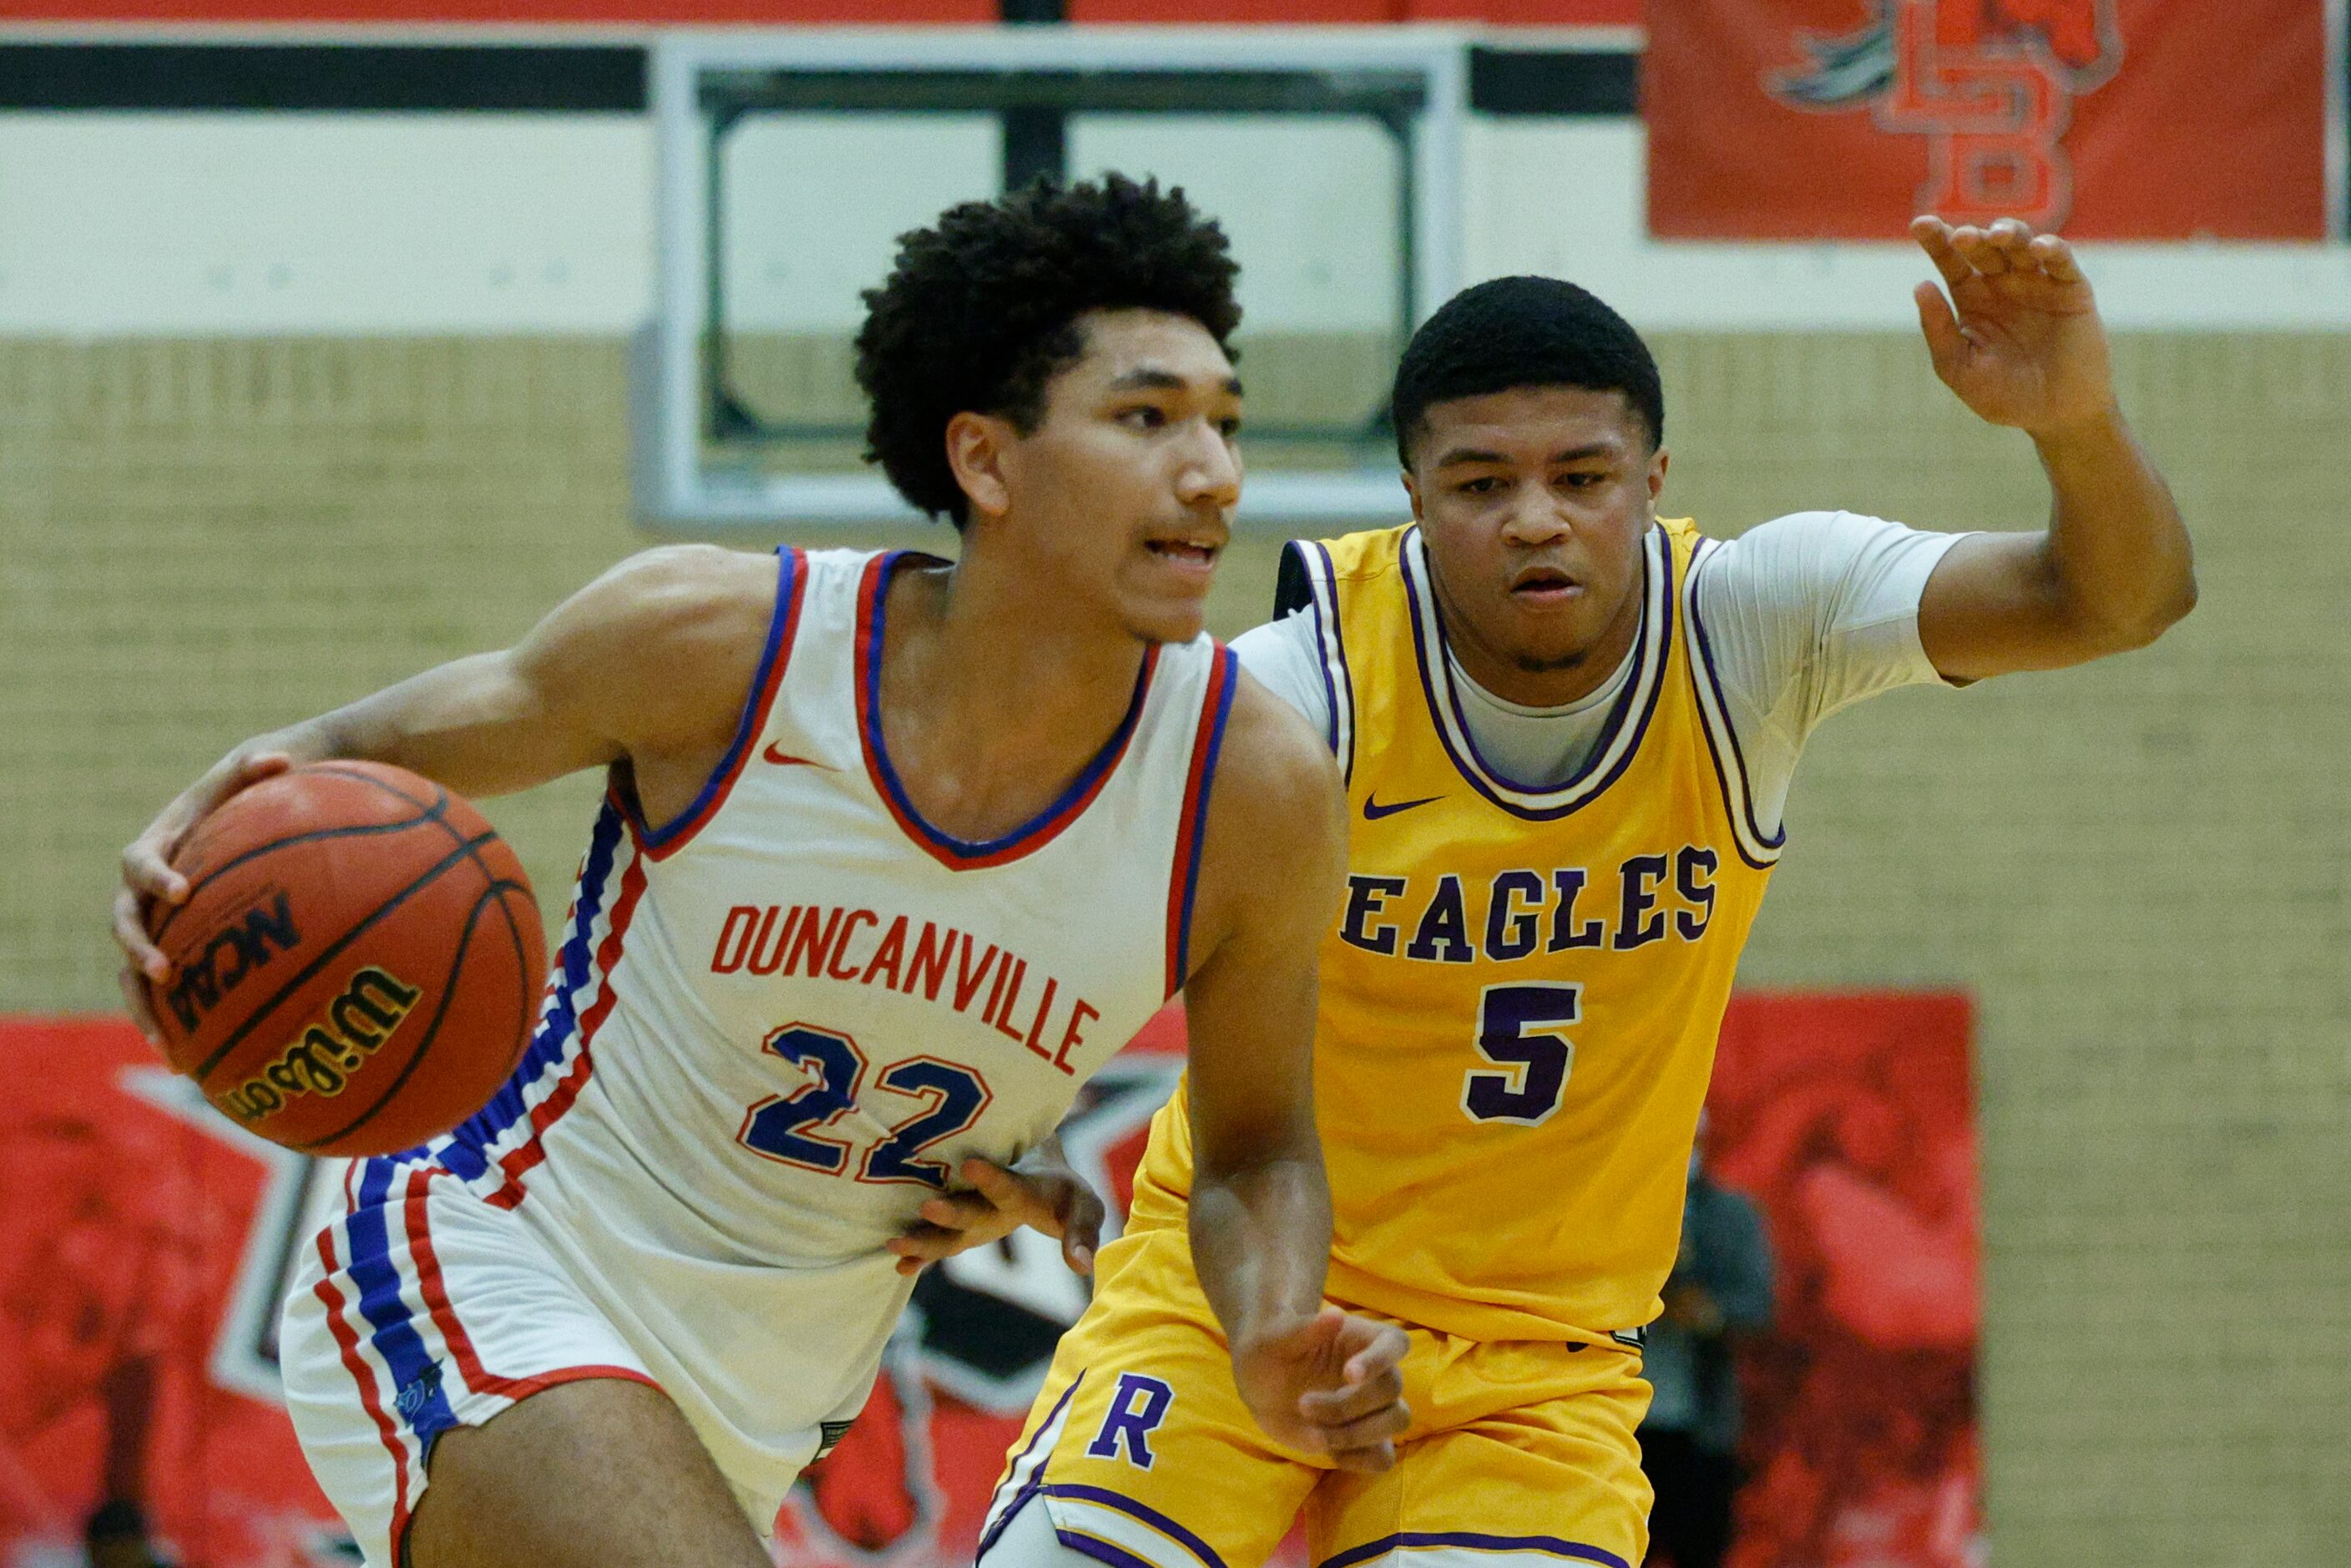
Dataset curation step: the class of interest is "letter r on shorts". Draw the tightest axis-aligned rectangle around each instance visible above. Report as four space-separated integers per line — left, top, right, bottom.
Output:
1085 1373 1175 1470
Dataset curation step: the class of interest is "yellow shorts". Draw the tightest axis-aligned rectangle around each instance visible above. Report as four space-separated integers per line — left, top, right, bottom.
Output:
983 1225 1652 1568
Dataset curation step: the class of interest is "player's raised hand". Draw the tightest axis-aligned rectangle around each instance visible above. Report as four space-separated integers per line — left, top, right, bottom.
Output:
1231 1305 1411 1474
112 747 296 1041
884 1148 1105 1278
1910 215 2116 438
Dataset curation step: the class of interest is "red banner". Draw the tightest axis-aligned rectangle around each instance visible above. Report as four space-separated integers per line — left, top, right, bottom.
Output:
0 1019 346 1566
3 996 1975 1567
1647 0 2333 239
1708 993 1981 1568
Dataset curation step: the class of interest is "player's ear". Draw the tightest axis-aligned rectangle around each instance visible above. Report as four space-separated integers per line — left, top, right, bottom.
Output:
1401 469 1425 524
1646 445 1669 503
946 411 1014 522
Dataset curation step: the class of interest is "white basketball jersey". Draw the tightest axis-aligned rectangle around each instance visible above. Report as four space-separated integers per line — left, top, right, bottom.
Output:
360 545 1237 1505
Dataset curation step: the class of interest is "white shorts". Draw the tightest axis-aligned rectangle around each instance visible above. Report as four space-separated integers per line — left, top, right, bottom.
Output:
280 1159 663 1565
286 1152 903 1565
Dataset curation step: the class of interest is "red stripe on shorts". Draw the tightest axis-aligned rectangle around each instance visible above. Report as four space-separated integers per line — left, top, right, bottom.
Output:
313 1225 414 1557
403 1166 664 1406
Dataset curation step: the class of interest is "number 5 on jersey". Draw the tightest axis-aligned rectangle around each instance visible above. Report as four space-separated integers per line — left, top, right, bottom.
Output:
1464 981 1580 1125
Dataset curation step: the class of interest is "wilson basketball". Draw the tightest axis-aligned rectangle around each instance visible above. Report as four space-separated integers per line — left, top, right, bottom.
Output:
144 761 546 1158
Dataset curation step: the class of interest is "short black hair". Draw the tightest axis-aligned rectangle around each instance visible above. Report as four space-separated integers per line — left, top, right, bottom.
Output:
855 174 1242 526
1390 275 1663 466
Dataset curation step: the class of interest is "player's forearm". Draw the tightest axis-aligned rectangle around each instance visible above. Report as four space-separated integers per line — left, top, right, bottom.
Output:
224 653 608 801
1189 1135 1333 1351
2032 407 2197 650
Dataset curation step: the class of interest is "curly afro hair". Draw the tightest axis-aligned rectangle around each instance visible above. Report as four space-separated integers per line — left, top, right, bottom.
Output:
855 173 1242 526
1390 276 1663 468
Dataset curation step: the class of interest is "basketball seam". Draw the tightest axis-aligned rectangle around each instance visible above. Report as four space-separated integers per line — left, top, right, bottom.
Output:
148 806 450 948
420 787 557 1160
296 878 528 1154
190 828 503 1085
390 769 544 1011
318 765 501 899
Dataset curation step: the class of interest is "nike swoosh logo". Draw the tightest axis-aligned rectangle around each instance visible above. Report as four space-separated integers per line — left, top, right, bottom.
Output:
1363 792 1442 821
762 741 829 768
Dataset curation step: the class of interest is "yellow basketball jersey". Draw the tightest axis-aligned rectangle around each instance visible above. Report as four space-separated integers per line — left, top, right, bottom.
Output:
1128 519 1780 1344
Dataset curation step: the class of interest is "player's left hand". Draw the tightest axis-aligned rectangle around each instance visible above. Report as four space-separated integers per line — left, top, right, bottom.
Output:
884 1150 1105 1278
1910 215 2116 438
1231 1306 1413 1474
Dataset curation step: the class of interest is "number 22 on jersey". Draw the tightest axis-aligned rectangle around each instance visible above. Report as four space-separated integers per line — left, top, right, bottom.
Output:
737 1022 993 1188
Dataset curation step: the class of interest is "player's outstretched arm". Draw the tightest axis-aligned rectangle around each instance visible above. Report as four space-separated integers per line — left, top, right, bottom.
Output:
1180 674 1411 1474
1906 215 2197 680
113 544 776 1037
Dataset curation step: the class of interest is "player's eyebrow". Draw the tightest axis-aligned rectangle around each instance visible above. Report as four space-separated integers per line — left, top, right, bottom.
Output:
1433 441 1615 469
1432 446 1509 468
1108 367 1245 397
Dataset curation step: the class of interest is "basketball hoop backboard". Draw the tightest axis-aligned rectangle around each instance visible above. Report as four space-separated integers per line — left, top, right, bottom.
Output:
638 27 1471 530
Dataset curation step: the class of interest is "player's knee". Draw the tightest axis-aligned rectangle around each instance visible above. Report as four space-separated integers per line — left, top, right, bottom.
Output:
410 1378 765 1568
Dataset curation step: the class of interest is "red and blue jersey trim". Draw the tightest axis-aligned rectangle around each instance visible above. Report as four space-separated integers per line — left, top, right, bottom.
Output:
320 1163 664 1564
424 797 646 1208
1164 644 1238 997
614 545 806 862
855 550 1160 872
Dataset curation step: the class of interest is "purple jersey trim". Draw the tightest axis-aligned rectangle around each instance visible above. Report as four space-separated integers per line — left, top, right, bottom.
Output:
976 1373 1086 1561
1398 526 1671 822
1055 1534 1166 1568
1683 543 1787 870
1287 539 1357 782
1042 1485 1230 1568
1319 1532 1632 1568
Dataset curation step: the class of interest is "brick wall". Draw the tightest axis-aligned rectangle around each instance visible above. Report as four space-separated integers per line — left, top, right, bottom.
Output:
3 333 2343 1561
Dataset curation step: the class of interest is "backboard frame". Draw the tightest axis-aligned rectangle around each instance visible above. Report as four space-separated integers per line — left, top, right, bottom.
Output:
639 26 1472 530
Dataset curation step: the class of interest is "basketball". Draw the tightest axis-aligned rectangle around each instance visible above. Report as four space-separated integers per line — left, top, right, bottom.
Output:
143 761 545 1158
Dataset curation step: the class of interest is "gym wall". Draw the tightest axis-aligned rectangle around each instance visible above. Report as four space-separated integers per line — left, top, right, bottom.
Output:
3 23 2346 1563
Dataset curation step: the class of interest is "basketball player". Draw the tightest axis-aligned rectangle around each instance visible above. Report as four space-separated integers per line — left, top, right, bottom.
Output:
108 176 1411 1567
982 218 2195 1567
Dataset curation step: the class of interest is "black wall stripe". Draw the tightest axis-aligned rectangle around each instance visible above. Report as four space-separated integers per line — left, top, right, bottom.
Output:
0 43 645 113
1469 46 1639 117
0 40 1635 117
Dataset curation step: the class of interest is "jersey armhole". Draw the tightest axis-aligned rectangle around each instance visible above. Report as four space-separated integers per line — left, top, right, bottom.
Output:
1163 644 1240 999
1682 539 1786 870
614 547 808 861
1277 539 1355 783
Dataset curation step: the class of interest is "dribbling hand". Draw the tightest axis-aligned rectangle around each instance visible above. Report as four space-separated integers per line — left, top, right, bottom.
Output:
885 1151 1106 1278
112 749 295 1043
1231 1305 1412 1474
